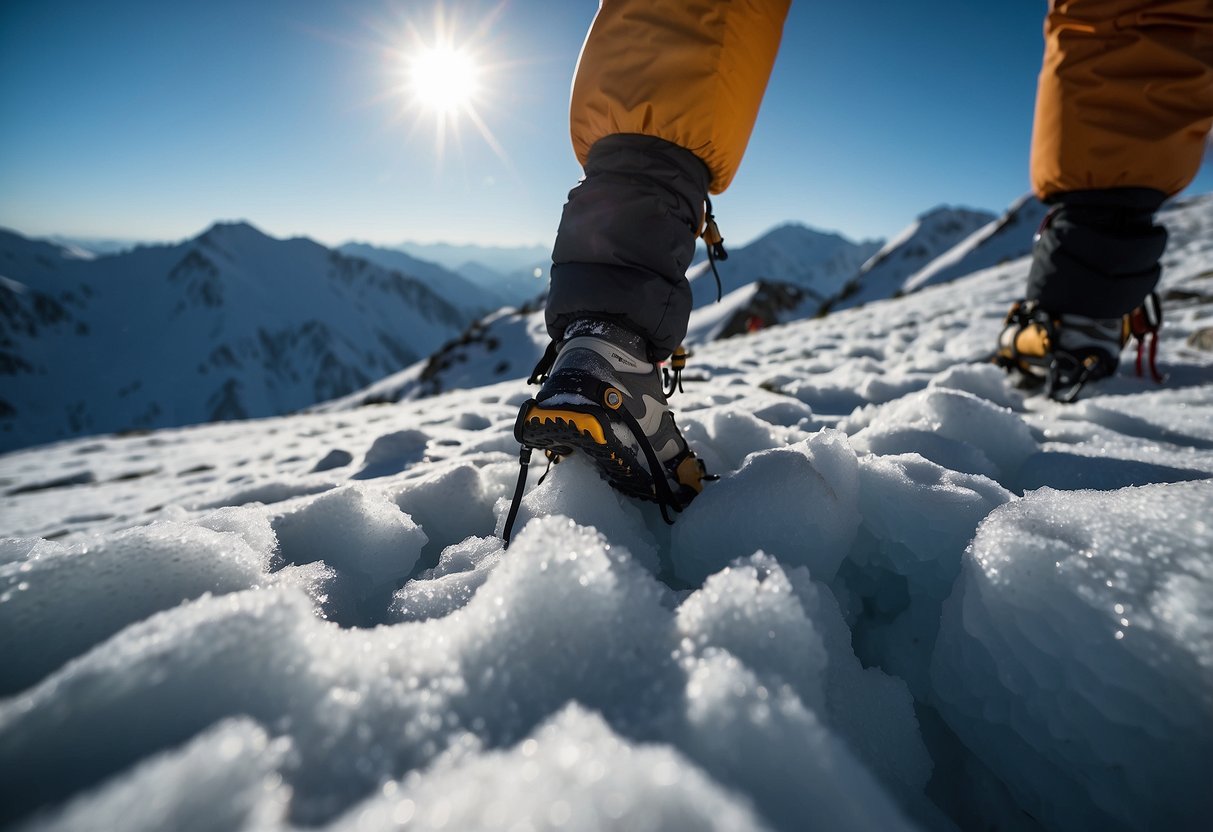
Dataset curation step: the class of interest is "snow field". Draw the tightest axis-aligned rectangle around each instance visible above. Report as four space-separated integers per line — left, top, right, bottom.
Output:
2 195 1211 830
2 510 928 831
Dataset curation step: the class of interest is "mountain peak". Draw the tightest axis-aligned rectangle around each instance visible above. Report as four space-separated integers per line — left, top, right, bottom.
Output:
197 220 273 246
916 204 995 223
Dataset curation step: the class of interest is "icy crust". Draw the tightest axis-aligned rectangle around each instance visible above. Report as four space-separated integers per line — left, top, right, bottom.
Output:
844 453 1013 699
1 194 1210 831
931 481 1213 831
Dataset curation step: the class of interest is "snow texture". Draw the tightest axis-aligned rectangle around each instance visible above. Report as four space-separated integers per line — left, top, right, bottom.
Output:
1 193 1212 832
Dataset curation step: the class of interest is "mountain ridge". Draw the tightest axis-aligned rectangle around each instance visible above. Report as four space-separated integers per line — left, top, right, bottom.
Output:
0 223 473 452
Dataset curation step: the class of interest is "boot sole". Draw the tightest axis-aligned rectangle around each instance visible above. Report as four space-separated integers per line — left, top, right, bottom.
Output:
513 399 660 502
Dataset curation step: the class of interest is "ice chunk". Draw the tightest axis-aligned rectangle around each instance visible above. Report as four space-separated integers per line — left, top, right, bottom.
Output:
671 430 861 585
931 481 1213 831
273 485 427 587
195 505 280 569
0 522 265 696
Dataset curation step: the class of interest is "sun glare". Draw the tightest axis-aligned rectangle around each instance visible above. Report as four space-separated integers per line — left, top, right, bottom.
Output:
380 2 513 173
409 45 479 113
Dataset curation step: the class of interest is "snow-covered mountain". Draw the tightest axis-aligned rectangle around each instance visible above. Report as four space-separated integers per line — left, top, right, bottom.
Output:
831 205 996 312
688 223 882 309
901 194 1048 293
337 242 502 316
1 193 1210 832
0 223 471 453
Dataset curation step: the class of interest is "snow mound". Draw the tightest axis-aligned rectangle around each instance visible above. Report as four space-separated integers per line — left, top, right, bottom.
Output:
932 481 1213 831
273 485 427 586
333 704 772 832
671 430 861 585
0 522 266 696
847 388 1036 485
22 718 291 832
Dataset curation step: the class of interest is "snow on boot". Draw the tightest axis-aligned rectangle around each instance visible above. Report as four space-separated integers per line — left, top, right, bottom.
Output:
502 318 709 545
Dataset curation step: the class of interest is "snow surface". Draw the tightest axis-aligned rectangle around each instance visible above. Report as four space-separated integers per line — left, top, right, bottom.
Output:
2 193 1212 831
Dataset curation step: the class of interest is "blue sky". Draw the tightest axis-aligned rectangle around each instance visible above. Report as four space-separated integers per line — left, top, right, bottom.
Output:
2 0 1210 249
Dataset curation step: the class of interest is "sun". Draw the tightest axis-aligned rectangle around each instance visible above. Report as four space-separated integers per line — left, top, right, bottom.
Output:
378 2 512 171
408 45 479 114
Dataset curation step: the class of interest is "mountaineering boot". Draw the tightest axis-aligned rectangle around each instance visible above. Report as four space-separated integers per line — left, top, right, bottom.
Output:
996 300 1128 400
995 188 1168 402
501 318 708 545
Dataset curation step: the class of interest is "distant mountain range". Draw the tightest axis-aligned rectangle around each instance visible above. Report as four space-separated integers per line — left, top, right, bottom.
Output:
0 222 472 452
1 196 1050 452
391 240 551 308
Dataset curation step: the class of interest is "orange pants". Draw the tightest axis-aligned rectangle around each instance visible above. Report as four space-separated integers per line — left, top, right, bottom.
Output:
1032 0 1213 198
569 0 1213 198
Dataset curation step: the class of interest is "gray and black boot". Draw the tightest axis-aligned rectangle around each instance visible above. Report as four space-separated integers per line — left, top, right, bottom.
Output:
995 188 1167 401
502 318 708 545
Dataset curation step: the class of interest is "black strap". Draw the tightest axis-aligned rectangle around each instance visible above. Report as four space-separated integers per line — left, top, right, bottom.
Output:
528 340 560 385
614 405 679 525
501 445 533 548
703 197 728 303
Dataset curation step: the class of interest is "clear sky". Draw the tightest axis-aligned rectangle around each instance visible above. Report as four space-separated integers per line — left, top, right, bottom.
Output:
2 0 1210 249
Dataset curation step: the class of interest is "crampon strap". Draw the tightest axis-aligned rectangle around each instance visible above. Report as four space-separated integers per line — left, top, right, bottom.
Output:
1128 291 1163 383
528 340 560 385
502 445 532 548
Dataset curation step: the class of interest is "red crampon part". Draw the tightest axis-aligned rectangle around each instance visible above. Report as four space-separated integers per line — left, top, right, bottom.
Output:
1127 292 1163 383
